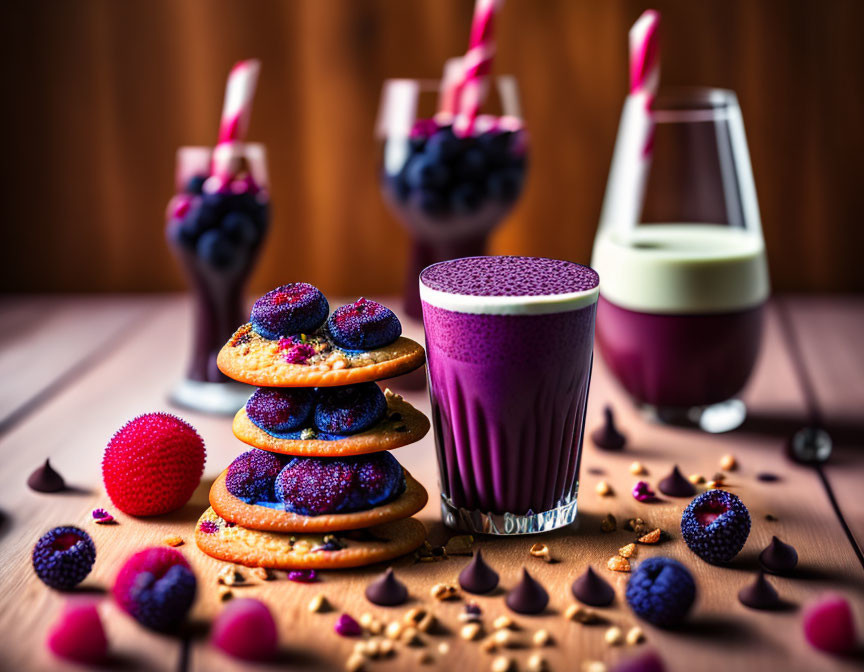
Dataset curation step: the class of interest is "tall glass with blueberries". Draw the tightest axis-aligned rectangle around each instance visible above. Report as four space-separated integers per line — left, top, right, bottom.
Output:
165 60 268 414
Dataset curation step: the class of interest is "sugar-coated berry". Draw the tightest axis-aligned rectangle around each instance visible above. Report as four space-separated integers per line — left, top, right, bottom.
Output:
46 601 108 664
802 594 857 654
225 450 288 503
313 383 387 435
112 547 197 632
102 413 205 516
625 557 696 628
274 453 405 516
211 598 279 661
327 298 401 350
246 387 316 433
32 526 96 590
611 651 666 672
250 284 329 339
681 490 751 564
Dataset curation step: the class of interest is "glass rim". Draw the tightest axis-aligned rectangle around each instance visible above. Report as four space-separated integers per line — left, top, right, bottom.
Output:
650 87 739 123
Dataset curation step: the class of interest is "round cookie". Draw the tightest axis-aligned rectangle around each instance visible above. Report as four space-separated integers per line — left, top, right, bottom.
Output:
217 325 425 388
195 508 427 569
232 391 430 457
209 469 428 533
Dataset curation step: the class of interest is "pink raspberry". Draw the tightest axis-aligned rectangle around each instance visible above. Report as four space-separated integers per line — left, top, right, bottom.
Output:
211 598 279 661
803 594 857 654
46 600 108 664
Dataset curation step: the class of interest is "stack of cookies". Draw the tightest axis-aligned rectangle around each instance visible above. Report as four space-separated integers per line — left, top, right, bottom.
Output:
195 283 431 569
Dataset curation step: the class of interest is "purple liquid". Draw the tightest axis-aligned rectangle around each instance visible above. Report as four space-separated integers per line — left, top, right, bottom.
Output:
421 257 598 521
596 297 764 408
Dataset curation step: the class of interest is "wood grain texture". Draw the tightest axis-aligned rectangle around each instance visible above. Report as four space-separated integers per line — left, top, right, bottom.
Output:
0 296 862 672
1 0 863 296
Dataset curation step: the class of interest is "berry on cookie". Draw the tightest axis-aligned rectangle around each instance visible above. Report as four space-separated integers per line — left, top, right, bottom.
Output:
250 283 329 339
246 387 316 434
314 383 387 436
225 450 288 503
327 298 402 350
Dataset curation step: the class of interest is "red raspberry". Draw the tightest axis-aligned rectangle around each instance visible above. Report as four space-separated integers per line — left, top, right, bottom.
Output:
102 413 205 516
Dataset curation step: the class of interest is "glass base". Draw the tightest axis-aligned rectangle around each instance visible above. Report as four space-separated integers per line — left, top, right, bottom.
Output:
641 398 747 433
169 379 253 416
440 493 579 536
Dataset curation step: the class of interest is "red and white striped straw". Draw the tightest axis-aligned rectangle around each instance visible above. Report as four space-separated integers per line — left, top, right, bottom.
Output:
218 59 261 144
629 10 660 98
453 0 502 135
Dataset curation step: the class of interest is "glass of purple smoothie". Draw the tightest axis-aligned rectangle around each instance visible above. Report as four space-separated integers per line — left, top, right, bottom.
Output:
165 144 269 414
420 256 599 534
593 88 769 432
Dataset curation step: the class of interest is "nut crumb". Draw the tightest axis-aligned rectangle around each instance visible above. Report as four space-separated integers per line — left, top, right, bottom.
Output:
565 604 598 623
480 636 498 653
532 629 552 647
217 565 245 586
626 518 649 535
218 585 233 602
607 556 631 572
629 461 647 475
637 528 662 544
163 535 184 547
688 473 706 485
431 583 460 601
765 514 778 522
719 454 737 471
618 543 637 558
308 594 329 613
386 621 404 640
418 612 436 633
604 626 624 646
250 567 275 581
404 608 427 626
529 542 553 562
582 662 607 672
345 652 366 672
417 651 434 665
493 615 515 630
595 481 613 496
461 622 483 641
379 639 394 656
600 513 617 533
625 626 644 645
493 629 523 648
438 642 450 655
401 626 423 646
491 655 515 672
527 653 549 672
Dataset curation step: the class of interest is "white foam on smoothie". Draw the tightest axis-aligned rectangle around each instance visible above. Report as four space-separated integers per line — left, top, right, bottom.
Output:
591 224 769 313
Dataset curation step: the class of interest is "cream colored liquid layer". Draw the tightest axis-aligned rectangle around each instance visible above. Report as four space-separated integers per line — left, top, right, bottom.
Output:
591 224 770 313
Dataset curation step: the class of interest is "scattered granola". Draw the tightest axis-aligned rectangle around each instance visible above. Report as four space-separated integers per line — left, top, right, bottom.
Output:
493 629 523 648
404 608 427 627
250 566 275 581
528 653 549 672
604 626 624 646
529 542 553 562
417 651 434 665
308 594 329 613
618 543 637 558
629 461 647 475
217 564 245 586
595 481 614 496
162 534 184 547
720 454 737 471
626 518 649 535
385 621 404 640
565 604 598 623
493 615 515 630
637 528 662 544
431 583 460 601
417 612 436 633
345 652 366 672
688 473 706 485
491 655 515 672
607 556 631 572
600 513 617 533
401 626 423 646
461 622 483 641
532 629 552 647
218 585 233 602
625 626 645 645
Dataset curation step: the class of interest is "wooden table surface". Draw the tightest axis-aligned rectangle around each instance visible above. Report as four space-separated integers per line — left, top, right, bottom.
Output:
0 294 862 672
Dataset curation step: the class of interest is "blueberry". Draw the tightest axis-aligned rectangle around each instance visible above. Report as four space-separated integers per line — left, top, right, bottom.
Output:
426 127 462 162
221 212 259 246
32 526 96 590
196 229 235 268
225 449 288 503
327 298 402 350
454 148 488 181
313 383 387 435
487 168 523 202
406 155 449 190
451 183 484 214
184 175 207 195
246 387 317 433
477 130 514 167
250 284 329 339
417 189 448 217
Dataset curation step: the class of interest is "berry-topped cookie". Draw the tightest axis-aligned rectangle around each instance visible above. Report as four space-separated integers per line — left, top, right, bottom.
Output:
233 386 429 457
217 285 425 387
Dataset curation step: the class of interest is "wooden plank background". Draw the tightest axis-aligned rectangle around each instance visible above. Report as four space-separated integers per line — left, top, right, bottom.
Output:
0 295 862 671
1 0 863 297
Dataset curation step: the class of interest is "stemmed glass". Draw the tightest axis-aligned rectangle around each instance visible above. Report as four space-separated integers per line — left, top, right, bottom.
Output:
165 144 269 414
376 76 528 319
592 88 770 432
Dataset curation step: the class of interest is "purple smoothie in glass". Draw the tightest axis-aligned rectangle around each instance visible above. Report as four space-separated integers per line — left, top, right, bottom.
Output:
420 256 599 534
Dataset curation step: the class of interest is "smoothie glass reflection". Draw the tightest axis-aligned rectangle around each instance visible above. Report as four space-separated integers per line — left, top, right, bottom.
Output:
420 256 599 535
592 88 769 432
